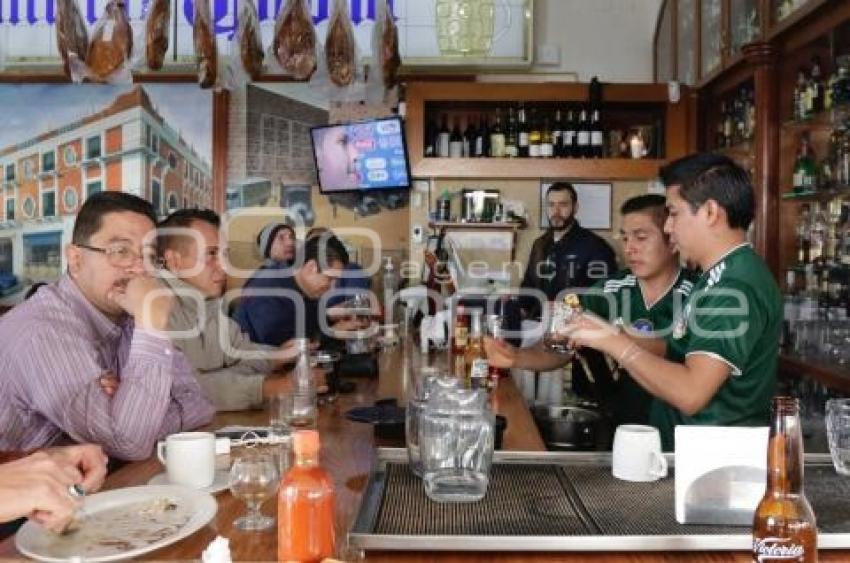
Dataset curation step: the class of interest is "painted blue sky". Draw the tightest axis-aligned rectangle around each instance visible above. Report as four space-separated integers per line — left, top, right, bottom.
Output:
0 84 212 162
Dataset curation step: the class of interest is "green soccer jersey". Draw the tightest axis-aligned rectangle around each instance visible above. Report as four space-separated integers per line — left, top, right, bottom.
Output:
651 243 781 451
580 268 695 425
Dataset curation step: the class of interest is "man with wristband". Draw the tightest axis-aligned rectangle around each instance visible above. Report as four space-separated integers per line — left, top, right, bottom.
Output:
486 194 694 426
562 153 781 451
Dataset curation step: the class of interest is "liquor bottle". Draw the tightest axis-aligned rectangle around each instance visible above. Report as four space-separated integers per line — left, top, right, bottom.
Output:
797 203 812 265
517 104 530 158
489 109 506 158
473 114 489 158
424 116 437 157
540 115 554 158
485 313 508 385
795 69 810 121
464 309 489 390
551 109 564 157
745 88 756 141
809 204 827 267
576 108 591 158
716 102 728 148
590 109 605 158
463 116 476 158
809 56 824 114
504 106 518 157
528 108 541 158
752 396 818 563
449 117 464 158
563 109 577 158
733 91 746 146
723 101 734 147
452 305 469 379
278 430 336 562
793 134 818 193
437 114 451 158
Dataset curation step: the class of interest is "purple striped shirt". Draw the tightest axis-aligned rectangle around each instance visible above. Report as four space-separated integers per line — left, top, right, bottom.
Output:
0 275 214 460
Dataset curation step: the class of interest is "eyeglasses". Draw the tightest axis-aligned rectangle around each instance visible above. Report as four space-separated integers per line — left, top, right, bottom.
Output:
76 243 153 268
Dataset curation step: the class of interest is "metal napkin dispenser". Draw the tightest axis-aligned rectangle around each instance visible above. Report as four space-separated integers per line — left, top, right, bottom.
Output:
675 426 769 526
461 189 500 222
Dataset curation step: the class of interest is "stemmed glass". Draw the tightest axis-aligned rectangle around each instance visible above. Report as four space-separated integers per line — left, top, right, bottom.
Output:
228 453 279 531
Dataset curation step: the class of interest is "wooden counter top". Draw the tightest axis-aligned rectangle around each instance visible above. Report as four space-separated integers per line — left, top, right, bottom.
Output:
1 345 845 561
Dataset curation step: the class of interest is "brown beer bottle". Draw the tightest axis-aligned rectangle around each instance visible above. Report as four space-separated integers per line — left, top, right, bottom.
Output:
752 396 818 562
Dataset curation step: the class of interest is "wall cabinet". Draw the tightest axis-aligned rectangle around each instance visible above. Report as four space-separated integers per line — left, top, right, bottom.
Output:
404 82 693 180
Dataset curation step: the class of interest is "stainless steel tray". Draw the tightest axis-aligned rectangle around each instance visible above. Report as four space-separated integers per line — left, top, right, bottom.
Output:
349 448 850 552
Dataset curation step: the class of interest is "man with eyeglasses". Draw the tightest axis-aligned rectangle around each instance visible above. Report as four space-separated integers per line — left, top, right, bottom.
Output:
157 209 324 411
0 192 214 460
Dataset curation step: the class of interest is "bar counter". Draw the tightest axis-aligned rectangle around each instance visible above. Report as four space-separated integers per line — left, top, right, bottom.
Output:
1 345 847 562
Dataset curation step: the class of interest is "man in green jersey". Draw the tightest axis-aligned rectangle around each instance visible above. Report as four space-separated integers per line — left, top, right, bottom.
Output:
564 153 781 450
485 194 694 426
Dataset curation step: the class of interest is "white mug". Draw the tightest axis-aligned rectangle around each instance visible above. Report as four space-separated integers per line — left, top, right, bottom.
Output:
156 432 216 489
612 424 668 482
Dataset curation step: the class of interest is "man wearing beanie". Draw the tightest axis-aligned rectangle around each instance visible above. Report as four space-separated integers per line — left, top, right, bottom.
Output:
257 221 296 265
235 231 362 346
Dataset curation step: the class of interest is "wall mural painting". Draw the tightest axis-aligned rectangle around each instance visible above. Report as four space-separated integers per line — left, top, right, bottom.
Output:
0 83 213 294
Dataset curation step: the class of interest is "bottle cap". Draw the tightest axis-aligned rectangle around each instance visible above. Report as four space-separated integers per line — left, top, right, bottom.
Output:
293 430 321 456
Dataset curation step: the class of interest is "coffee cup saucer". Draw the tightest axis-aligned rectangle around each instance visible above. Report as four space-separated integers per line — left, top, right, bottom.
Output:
147 468 231 494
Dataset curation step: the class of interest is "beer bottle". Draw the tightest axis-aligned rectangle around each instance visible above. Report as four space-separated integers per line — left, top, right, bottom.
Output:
465 309 489 390
752 396 818 563
452 305 469 379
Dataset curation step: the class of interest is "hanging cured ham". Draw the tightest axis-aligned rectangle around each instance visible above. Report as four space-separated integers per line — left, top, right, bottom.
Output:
145 0 170 70
238 0 264 80
55 0 89 78
272 0 317 80
194 0 218 88
87 0 133 80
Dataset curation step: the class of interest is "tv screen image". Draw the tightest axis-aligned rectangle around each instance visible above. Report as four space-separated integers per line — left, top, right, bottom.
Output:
311 117 411 193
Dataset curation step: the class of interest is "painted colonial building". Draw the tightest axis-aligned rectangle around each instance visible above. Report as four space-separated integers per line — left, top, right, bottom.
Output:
0 86 212 285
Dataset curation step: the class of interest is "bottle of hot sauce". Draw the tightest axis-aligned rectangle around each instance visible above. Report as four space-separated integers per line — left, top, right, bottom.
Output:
278 430 336 562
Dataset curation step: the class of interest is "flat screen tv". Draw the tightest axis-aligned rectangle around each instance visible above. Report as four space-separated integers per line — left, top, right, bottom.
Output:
310 116 412 193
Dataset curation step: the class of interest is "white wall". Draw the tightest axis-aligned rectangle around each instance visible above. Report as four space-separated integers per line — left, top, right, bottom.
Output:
532 0 663 82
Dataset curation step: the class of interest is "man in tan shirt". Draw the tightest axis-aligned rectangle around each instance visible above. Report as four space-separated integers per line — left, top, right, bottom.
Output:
157 209 319 411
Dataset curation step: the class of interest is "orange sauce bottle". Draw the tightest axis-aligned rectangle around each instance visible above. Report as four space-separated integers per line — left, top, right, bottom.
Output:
277 430 336 562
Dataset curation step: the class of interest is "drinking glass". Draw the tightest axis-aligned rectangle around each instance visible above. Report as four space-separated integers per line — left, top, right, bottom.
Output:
542 301 578 355
228 453 279 530
826 398 850 476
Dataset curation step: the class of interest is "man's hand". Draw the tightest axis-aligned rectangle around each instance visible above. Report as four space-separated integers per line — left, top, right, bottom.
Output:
108 275 173 332
98 372 120 397
43 444 109 494
483 336 518 369
0 451 90 533
562 312 621 351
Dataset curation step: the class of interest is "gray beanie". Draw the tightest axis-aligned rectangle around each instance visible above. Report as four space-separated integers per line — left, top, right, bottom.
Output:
257 222 294 259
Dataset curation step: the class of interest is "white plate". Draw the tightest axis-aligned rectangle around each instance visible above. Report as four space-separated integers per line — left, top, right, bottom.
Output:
146 469 231 495
15 485 217 562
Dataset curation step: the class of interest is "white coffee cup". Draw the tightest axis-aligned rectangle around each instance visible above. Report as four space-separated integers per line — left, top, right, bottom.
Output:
156 432 216 489
612 424 668 482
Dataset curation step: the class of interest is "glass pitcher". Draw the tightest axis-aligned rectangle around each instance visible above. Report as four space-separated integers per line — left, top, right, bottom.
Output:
419 387 495 502
436 0 503 56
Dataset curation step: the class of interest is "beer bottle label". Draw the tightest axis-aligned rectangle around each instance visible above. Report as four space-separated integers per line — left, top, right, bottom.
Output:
470 358 490 388
752 536 806 561
455 327 468 347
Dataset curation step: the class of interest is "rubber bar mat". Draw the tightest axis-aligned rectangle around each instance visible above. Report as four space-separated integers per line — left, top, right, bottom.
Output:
373 463 588 536
372 462 850 537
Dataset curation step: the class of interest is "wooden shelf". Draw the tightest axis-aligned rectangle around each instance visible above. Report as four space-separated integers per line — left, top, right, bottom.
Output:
428 221 526 231
781 185 850 202
780 352 850 394
782 105 850 132
411 158 666 180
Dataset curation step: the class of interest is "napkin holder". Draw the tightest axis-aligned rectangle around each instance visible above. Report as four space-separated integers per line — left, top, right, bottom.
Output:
674 425 768 526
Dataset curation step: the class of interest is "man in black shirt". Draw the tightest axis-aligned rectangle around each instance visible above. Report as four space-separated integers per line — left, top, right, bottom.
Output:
520 182 617 319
